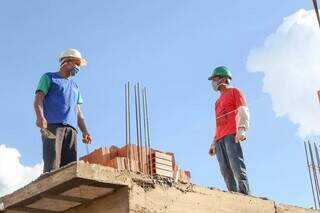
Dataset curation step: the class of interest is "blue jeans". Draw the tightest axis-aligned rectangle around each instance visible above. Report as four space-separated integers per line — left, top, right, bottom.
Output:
215 134 250 194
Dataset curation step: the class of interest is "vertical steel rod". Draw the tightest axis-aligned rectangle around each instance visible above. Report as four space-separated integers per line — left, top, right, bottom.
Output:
309 141 320 207
137 83 144 173
142 88 149 175
128 82 131 170
314 143 320 208
311 142 320 206
144 87 152 176
125 83 128 170
134 84 141 172
305 141 317 209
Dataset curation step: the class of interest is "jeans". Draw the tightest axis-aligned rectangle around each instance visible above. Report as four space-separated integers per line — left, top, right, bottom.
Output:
215 134 250 194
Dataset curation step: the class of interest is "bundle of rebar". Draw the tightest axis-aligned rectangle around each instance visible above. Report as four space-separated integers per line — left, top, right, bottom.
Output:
304 141 320 209
125 82 152 175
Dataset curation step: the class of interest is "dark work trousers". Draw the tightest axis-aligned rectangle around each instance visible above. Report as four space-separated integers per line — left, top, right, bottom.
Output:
215 134 250 194
42 124 77 173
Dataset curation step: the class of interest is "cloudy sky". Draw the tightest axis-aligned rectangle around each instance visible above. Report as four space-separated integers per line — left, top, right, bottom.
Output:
0 0 318 208
247 9 320 137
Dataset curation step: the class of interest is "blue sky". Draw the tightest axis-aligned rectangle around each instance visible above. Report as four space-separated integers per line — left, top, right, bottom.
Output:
0 0 316 208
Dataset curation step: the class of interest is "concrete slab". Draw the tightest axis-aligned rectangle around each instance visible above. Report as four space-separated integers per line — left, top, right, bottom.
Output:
0 161 317 213
0 162 128 212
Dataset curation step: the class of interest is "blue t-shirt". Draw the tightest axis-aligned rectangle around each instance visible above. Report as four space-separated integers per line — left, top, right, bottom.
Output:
36 72 83 129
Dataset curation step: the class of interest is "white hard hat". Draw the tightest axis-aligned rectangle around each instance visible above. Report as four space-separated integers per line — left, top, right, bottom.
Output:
59 48 87 66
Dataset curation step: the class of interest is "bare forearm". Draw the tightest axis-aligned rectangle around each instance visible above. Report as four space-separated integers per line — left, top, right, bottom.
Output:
77 105 89 134
34 94 45 119
77 105 92 143
34 92 48 129
78 118 89 134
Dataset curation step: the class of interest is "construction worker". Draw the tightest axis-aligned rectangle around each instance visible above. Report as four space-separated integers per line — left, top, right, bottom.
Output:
208 66 250 195
34 48 92 173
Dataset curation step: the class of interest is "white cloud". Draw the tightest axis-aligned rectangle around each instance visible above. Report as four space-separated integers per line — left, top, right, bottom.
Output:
247 9 320 137
0 144 42 197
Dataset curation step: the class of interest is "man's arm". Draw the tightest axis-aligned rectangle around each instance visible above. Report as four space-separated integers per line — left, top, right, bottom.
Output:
34 73 51 129
238 106 250 130
233 88 250 143
77 105 92 144
34 92 47 129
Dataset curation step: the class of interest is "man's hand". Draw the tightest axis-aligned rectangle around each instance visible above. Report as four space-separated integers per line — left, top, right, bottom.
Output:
34 92 46 129
82 132 92 144
36 117 47 129
235 127 246 143
208 143 216 156
77 105 92 144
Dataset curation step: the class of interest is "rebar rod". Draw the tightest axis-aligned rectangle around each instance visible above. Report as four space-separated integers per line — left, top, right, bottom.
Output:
125 83 128 169
144 87 152 176
309 141 320 207
137 83 144 173
128 82 132 170
314 143 320 207
305 141 317 209
134 84 142 172
142 88 149 175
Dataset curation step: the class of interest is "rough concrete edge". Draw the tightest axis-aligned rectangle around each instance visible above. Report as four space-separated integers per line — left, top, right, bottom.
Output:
151 184 318 213
0 161 146 211
274 202 317 212
192 184 263 200
128 182 277 213
76 161 132 187
0 162 78 210
195 184 319 212
76 160 160 188
75 161 140 213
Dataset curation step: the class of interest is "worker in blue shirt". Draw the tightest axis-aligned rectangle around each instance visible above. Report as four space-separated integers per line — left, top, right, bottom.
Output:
34 48 92 173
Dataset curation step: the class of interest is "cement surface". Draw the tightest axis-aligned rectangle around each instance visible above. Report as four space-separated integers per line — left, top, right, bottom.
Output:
0 162 316 213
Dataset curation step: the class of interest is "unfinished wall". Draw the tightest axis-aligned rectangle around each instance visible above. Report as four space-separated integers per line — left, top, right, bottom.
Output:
65 187 129 213
128 184 315 213
129 184 274 213
276 204 315 213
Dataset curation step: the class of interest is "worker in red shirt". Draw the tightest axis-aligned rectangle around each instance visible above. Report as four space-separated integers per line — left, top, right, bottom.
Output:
208 66 250 195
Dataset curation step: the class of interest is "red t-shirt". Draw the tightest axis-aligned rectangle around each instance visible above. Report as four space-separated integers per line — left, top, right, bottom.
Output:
214 87 247 142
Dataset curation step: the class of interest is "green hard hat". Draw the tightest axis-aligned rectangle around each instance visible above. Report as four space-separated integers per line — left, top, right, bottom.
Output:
208 66 232 80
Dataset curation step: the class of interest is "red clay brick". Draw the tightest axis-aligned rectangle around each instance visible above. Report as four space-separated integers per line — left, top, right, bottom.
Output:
80 145 191 181
118 144 149 164
166 152 176 170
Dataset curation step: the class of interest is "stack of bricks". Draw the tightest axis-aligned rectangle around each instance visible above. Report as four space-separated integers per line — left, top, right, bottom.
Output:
80 144 192 183
150 151 174 178
117 144 149 172
80 144 148 172
79 146 119 167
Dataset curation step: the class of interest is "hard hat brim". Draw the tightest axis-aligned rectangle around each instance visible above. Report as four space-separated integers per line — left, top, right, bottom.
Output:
60 57 87 67
208 75 232 80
